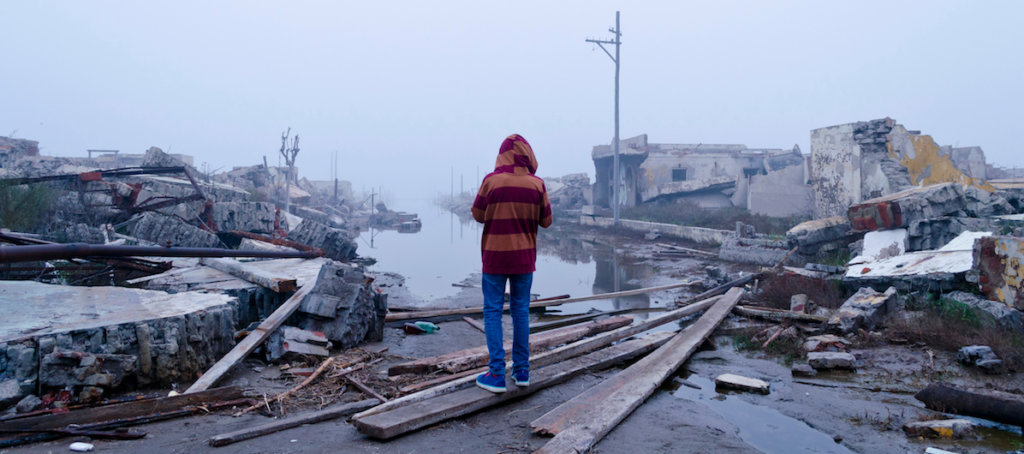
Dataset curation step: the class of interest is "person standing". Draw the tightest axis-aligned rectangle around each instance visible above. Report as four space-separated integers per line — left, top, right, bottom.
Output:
471 134 553 393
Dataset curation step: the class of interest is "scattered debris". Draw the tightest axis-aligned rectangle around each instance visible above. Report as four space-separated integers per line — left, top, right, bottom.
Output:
827 287 898 334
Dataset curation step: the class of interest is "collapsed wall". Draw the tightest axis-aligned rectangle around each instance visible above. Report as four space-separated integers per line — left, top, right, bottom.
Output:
811 118 993 219
0 282 237 406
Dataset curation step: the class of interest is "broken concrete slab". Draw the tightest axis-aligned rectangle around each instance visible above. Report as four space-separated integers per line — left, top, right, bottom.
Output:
828 287 898 334
0 281 237 393
848 229 907 266
718 236 796 267
791 364 817 377
212 202 282 234
807 351 856 370
294 261 387 348
944 291 1023 331
786 216 854 257
714 373 769 394
129 212 221 248
845 231 990 292
848 183 1014 233
288 219 357 262
973 235 1024 310
266 327 331 361
902 419 975 439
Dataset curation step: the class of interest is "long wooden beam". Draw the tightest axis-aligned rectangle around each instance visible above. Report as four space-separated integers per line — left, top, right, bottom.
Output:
353 332 675 439
353 295 721 421
533 287 745 453
200 257 297 293
185 273 319 394
209 399 379 447
385 281 697 322
388 316 633 376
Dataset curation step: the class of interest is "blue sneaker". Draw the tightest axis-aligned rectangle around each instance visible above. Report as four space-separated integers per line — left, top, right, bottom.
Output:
476 372 506 393
513 369 529 387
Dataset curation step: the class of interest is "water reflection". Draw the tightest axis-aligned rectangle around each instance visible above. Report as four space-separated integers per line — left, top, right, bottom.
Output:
359 198 656 314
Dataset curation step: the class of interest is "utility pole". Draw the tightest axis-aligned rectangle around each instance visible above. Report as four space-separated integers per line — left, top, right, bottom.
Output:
586 11 622 225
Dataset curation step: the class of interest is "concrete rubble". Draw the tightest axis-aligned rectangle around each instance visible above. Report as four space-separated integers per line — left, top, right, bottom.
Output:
827 287 898 334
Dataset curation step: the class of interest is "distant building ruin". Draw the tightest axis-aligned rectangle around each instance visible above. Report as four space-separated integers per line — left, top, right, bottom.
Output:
810 118 993 219
591 134 811 217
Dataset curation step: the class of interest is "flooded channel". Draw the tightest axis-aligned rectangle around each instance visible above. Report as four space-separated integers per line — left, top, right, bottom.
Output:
669 374 856 454
357 198 666 315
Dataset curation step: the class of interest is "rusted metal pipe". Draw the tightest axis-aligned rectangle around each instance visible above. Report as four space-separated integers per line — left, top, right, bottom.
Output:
0 243 320 263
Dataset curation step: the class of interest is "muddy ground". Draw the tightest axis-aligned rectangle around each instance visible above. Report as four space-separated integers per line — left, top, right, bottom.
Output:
5 222 1023 453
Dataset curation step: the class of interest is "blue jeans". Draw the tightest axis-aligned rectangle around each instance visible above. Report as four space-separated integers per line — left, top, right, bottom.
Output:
481 273 532 376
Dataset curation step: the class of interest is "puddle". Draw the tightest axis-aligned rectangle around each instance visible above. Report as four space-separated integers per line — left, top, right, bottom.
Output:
357 198 671 314
669 374 855 454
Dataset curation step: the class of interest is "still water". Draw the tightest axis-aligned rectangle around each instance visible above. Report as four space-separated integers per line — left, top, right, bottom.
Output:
356 198 659 314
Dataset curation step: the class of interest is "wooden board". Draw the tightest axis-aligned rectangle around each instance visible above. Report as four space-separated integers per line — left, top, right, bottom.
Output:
733 305 828 323
387 316 633 376
208 398 378 447
533 287 744 452
0 387 244 432
529 309 630 333
184 273 319 393
352 332 674 440
353 295 721 421
200 257 297 293
385 281 696 322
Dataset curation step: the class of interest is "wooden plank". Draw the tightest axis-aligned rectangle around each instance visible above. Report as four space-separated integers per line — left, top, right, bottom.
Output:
674 273 756 307
655 242 716 257
387 316 633 376
354 296 721 421
462 316 485 333
209 399 378 447
0 387 244 432
533 287 745 452
184 273 319 394
733 305 828 323
529 309 631 333
200 257 297 293
385 281 696 322
348 377 389 402
353 332 675 440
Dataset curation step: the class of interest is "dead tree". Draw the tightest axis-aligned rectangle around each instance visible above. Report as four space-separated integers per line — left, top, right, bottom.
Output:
279 128 300 213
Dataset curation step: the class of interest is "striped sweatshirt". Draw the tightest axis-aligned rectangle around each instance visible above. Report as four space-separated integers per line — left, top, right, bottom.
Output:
471 134 553 275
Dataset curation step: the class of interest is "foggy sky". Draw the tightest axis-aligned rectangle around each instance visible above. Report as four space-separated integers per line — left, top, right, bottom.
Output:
2 1 1022 203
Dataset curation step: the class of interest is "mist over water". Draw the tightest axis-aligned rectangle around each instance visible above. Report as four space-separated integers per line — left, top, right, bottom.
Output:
357 198 657 314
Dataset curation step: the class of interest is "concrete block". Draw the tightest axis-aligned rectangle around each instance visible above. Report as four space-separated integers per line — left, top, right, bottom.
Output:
786 216 852 256
295 261 387 348
827 287 898 334
714 373 769 394
791 364 817 377
807 352 856 370
957 345 1003 374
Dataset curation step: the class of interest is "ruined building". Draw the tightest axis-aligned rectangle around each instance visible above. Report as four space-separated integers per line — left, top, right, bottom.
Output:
591 134 810 217
810 118 993 219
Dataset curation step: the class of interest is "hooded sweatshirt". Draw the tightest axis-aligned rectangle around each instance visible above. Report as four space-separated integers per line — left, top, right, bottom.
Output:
472 134 553 275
